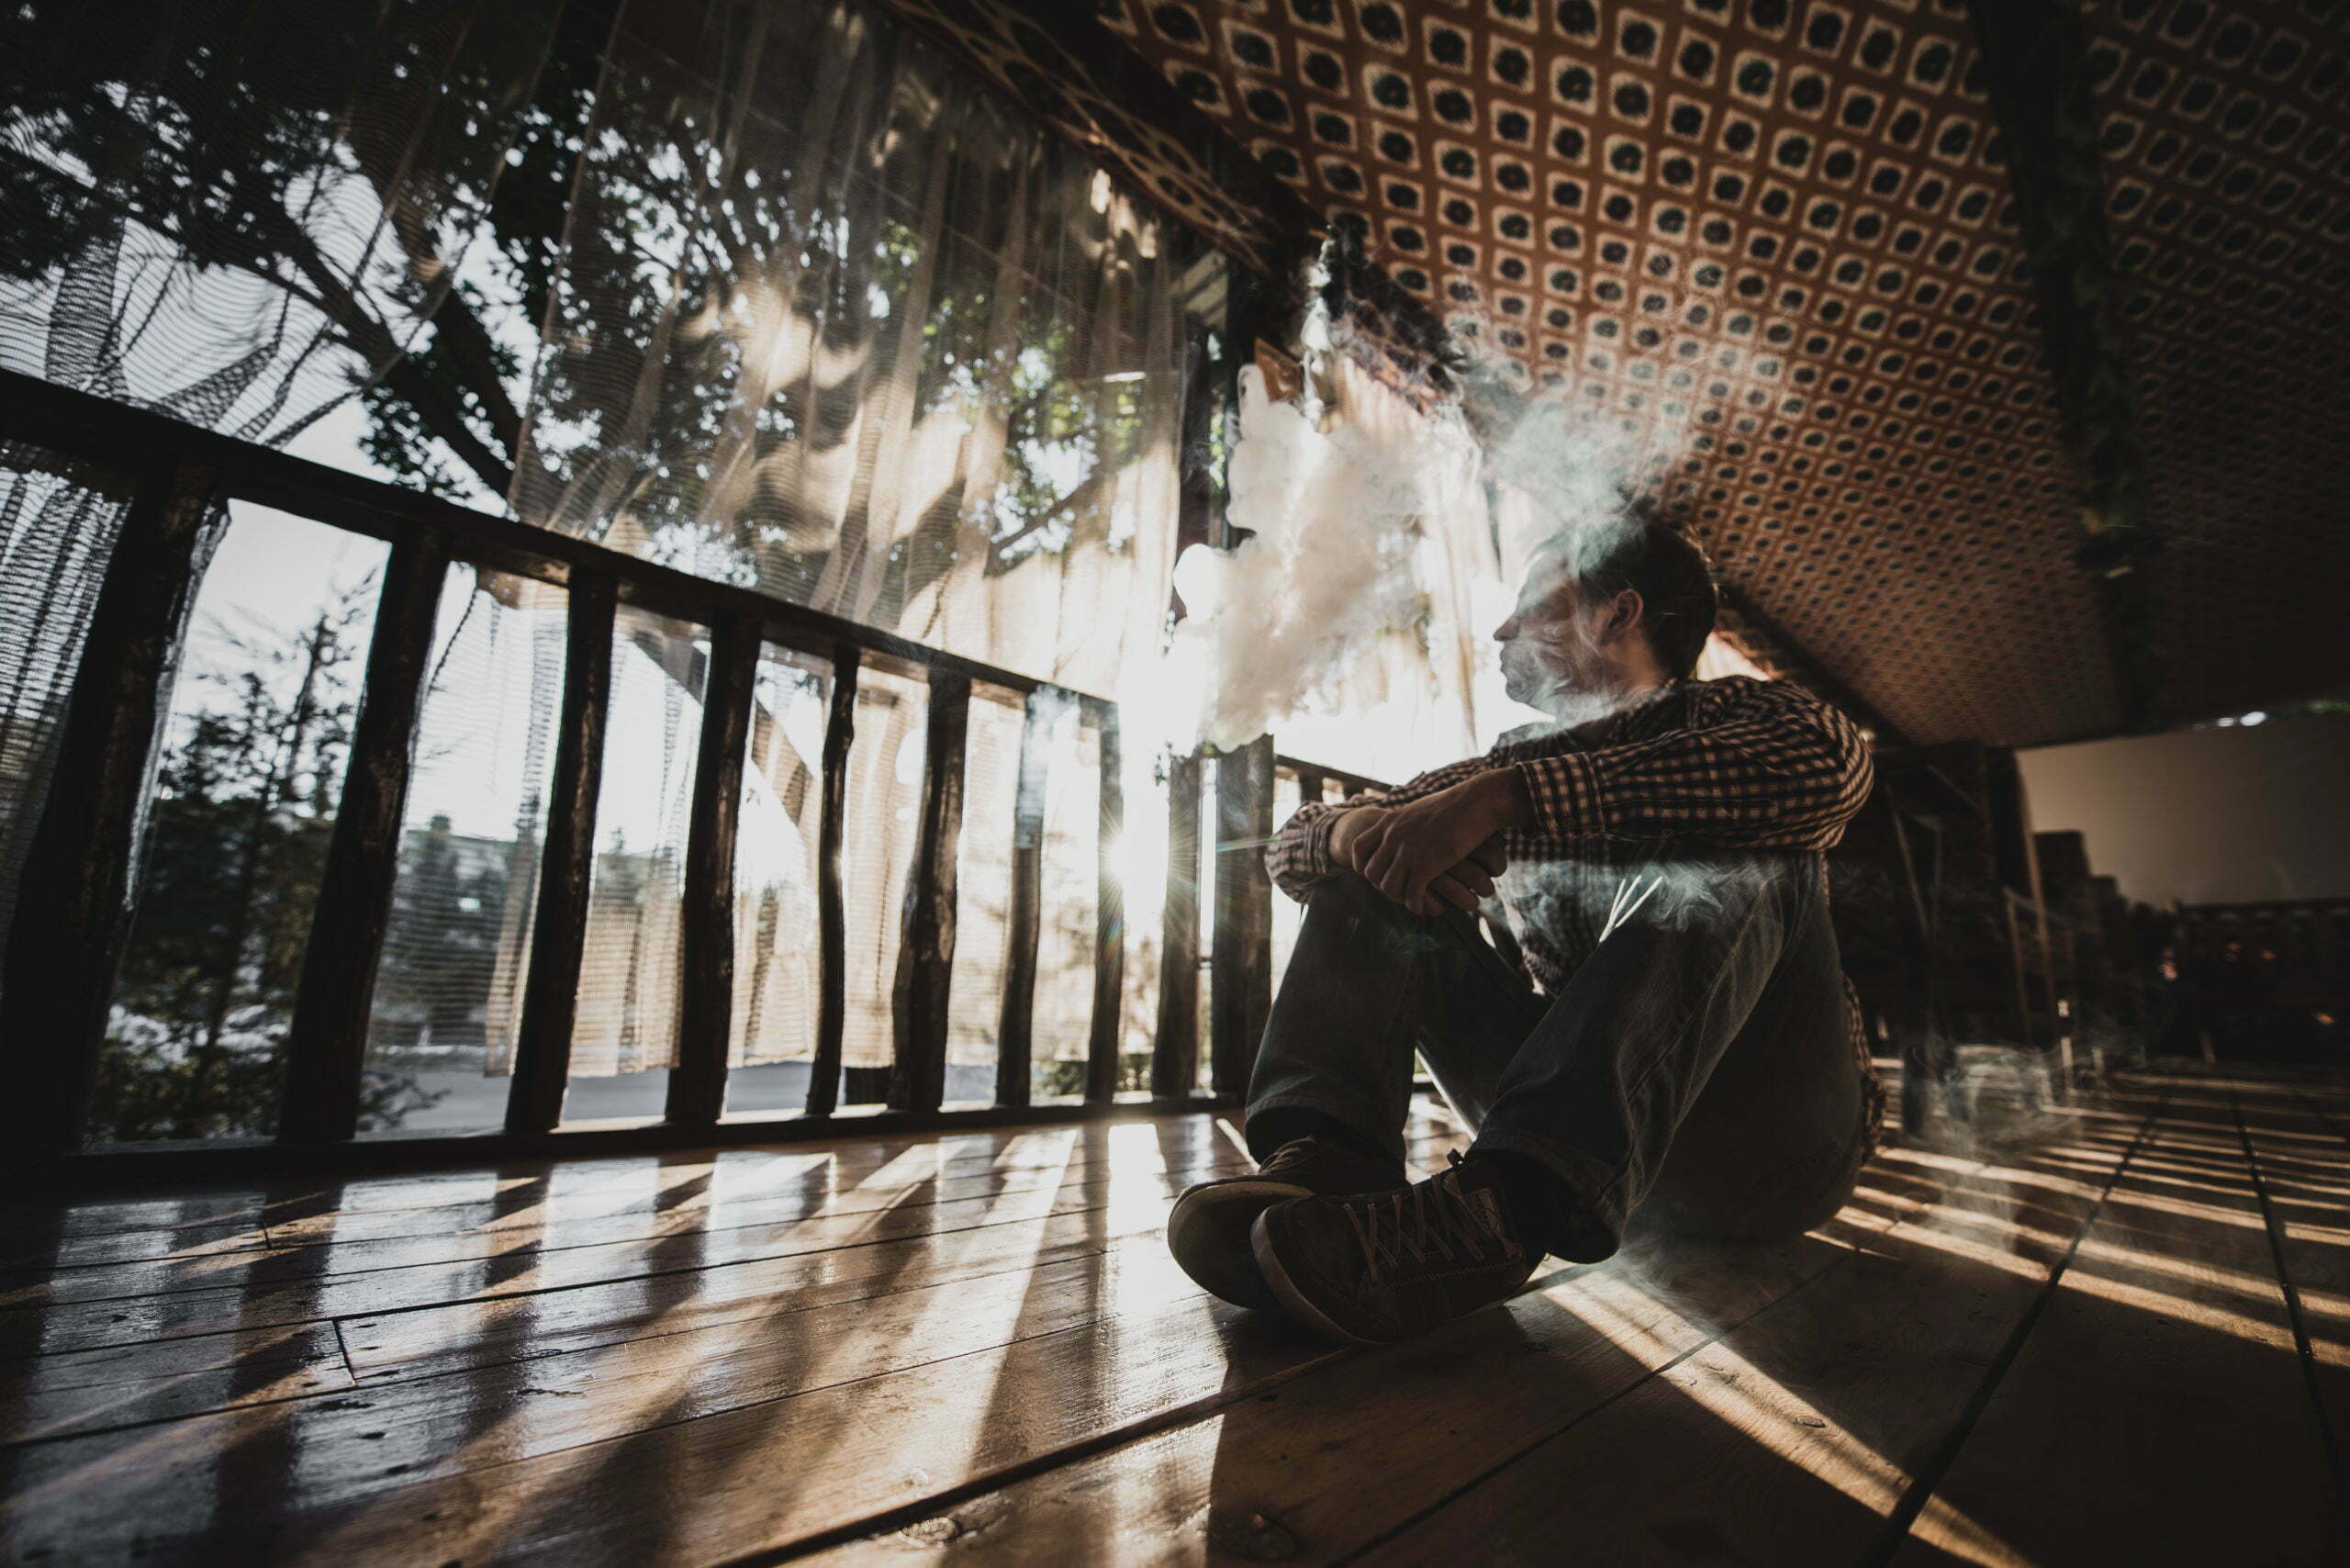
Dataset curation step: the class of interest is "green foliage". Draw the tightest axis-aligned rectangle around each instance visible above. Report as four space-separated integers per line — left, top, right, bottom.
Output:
367 813 513 1057
95 578 443 1143
1032 1051 1153 1101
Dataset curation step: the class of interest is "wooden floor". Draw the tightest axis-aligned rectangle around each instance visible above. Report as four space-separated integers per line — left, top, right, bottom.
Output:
1 1062 2344 1566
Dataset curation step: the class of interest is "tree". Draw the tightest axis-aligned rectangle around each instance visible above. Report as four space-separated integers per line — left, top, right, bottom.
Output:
7 0 1179 1133
95 579 443 1141
0 0 1156 585
370 812 512 1056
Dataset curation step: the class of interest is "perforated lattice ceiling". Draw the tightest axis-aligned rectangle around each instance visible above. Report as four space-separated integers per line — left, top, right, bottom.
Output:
1091 0 2132 745
889 0 2350 746
2085 0 2350 727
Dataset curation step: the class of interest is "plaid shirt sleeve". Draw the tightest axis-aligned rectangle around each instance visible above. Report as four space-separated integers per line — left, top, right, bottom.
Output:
1510 678 1874 850
1264 756 1492 902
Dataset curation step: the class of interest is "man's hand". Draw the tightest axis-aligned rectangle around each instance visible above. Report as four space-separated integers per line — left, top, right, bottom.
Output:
1329 770 1528 915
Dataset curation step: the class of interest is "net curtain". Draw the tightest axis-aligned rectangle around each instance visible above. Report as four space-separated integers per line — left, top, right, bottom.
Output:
1255 353 1512 784
0 0 1208 1078
0 0 569 989
519 0 1193 700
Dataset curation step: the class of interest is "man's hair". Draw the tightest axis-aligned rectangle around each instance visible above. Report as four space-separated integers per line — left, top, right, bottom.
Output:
1568 501 1719 680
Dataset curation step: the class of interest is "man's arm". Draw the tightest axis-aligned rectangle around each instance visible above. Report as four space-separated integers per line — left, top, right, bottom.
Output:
1507 678 1873 849
1264 755 1496 904
1344 767 1533 915
1339 680 1874 913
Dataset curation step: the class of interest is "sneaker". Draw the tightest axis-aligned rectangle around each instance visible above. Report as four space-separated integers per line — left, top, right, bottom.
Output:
1250 1151 1538 1345
1169 1134 1406 1309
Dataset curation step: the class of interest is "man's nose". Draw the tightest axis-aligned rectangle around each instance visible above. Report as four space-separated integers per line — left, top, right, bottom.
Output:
1493 617 1516 642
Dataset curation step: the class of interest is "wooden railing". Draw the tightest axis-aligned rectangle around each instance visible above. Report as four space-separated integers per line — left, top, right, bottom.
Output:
0 368 1357 1177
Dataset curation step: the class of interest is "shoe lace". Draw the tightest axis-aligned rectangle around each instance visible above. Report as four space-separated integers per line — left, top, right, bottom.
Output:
1342 1151 1512 1284
1262 1136 1326 1173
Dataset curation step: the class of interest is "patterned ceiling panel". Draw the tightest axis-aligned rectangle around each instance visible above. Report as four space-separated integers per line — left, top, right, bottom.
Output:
1097 0 2129 745
873 0 1297 271
2082 0 2350 727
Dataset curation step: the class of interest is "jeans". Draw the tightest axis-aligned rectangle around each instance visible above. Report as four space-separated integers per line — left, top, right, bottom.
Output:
1244 855 1871 1262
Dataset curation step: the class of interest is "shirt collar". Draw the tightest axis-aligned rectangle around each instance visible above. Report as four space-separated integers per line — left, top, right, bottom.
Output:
1492 678 1684 758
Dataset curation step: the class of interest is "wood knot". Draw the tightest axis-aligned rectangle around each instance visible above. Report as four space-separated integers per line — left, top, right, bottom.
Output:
1203 1506 1300 1562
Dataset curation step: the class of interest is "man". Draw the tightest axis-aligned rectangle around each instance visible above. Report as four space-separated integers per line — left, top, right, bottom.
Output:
1167 511 1881 1347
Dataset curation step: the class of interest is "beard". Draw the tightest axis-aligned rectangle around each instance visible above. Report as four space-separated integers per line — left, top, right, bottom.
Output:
1500 636 1626 726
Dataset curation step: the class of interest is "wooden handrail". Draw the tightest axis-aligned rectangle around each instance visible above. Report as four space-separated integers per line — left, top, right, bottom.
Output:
0 366 1387 1177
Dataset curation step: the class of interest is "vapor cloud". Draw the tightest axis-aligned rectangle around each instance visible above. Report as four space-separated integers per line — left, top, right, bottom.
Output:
1169 361 1482 753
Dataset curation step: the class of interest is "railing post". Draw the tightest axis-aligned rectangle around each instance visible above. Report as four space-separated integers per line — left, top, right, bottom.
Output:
0 459 219 1161
666 614 757 1127
505 575 615 1136
1211 734 1274 1100
1151 748 1203 1098
278 532 451 1142
889 668 968 1113
995 686 1065 1108
1085 700 1125 1103
805 645 859 1116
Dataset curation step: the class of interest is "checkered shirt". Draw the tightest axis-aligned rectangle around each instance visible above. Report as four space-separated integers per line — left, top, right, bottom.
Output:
1267 675 1885 1153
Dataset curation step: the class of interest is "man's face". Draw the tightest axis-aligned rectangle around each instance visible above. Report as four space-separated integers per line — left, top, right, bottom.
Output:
1492 549 1609 712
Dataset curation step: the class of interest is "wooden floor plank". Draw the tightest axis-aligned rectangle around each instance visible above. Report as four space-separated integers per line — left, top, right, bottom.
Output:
4 1075 2336 1567
0 1223 1246 1562
1 1144 1225 1314
0 1114 1466 1313
2231 1081 2350 1517
794 1215 1903 1566
0 1323 353 1447
18 1176 1607 1568
1330 1088 2159 1568
0 1118 1261 1305
781 1096 2137 1566
1 1214 1158 1444
0 1137 1447 1356
0 1105 1466 1252
0 1133 1462 1439
1884 1078 2343 1567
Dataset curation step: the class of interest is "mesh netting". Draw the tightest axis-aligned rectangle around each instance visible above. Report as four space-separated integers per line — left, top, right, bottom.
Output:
728 645 832 1070
947 688 1025 1084
0 448 134 986
361 566 566 1127
1 0 1221 1085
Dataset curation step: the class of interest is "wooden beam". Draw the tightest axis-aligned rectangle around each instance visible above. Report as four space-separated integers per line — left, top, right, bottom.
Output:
0 461 220 1162
1273 754 1390 801
0 371 1093 711
278 531 452 1142
1210 736 1274 1098
866 2 1457 389
889 669 968 1114
504 577 616 1136
1963 0 2160 732
1151 750 1203 1099
806 646 861 1117
666 614 758 1127
1084 701 1125 1103
995 687 1065 1108
25 1092 1233 1188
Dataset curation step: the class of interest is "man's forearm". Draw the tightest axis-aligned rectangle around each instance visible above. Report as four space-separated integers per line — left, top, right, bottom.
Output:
1472 766 1536 832
1334 770 1527 862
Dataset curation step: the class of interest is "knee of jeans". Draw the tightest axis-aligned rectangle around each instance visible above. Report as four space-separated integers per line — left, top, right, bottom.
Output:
1638 1131 1858 1243
1308 870 1383 912
1307 871 1415 935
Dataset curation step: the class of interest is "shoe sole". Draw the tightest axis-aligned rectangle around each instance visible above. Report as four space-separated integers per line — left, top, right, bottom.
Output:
1251 1210 1383 1348
1167 1179 1313 1309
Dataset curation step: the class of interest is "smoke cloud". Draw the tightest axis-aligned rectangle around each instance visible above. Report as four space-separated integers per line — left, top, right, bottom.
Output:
1167 322 1703 760
1167 359 1483 754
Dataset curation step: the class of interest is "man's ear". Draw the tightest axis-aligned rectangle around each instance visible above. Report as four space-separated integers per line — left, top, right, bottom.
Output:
1597 588 1645 644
